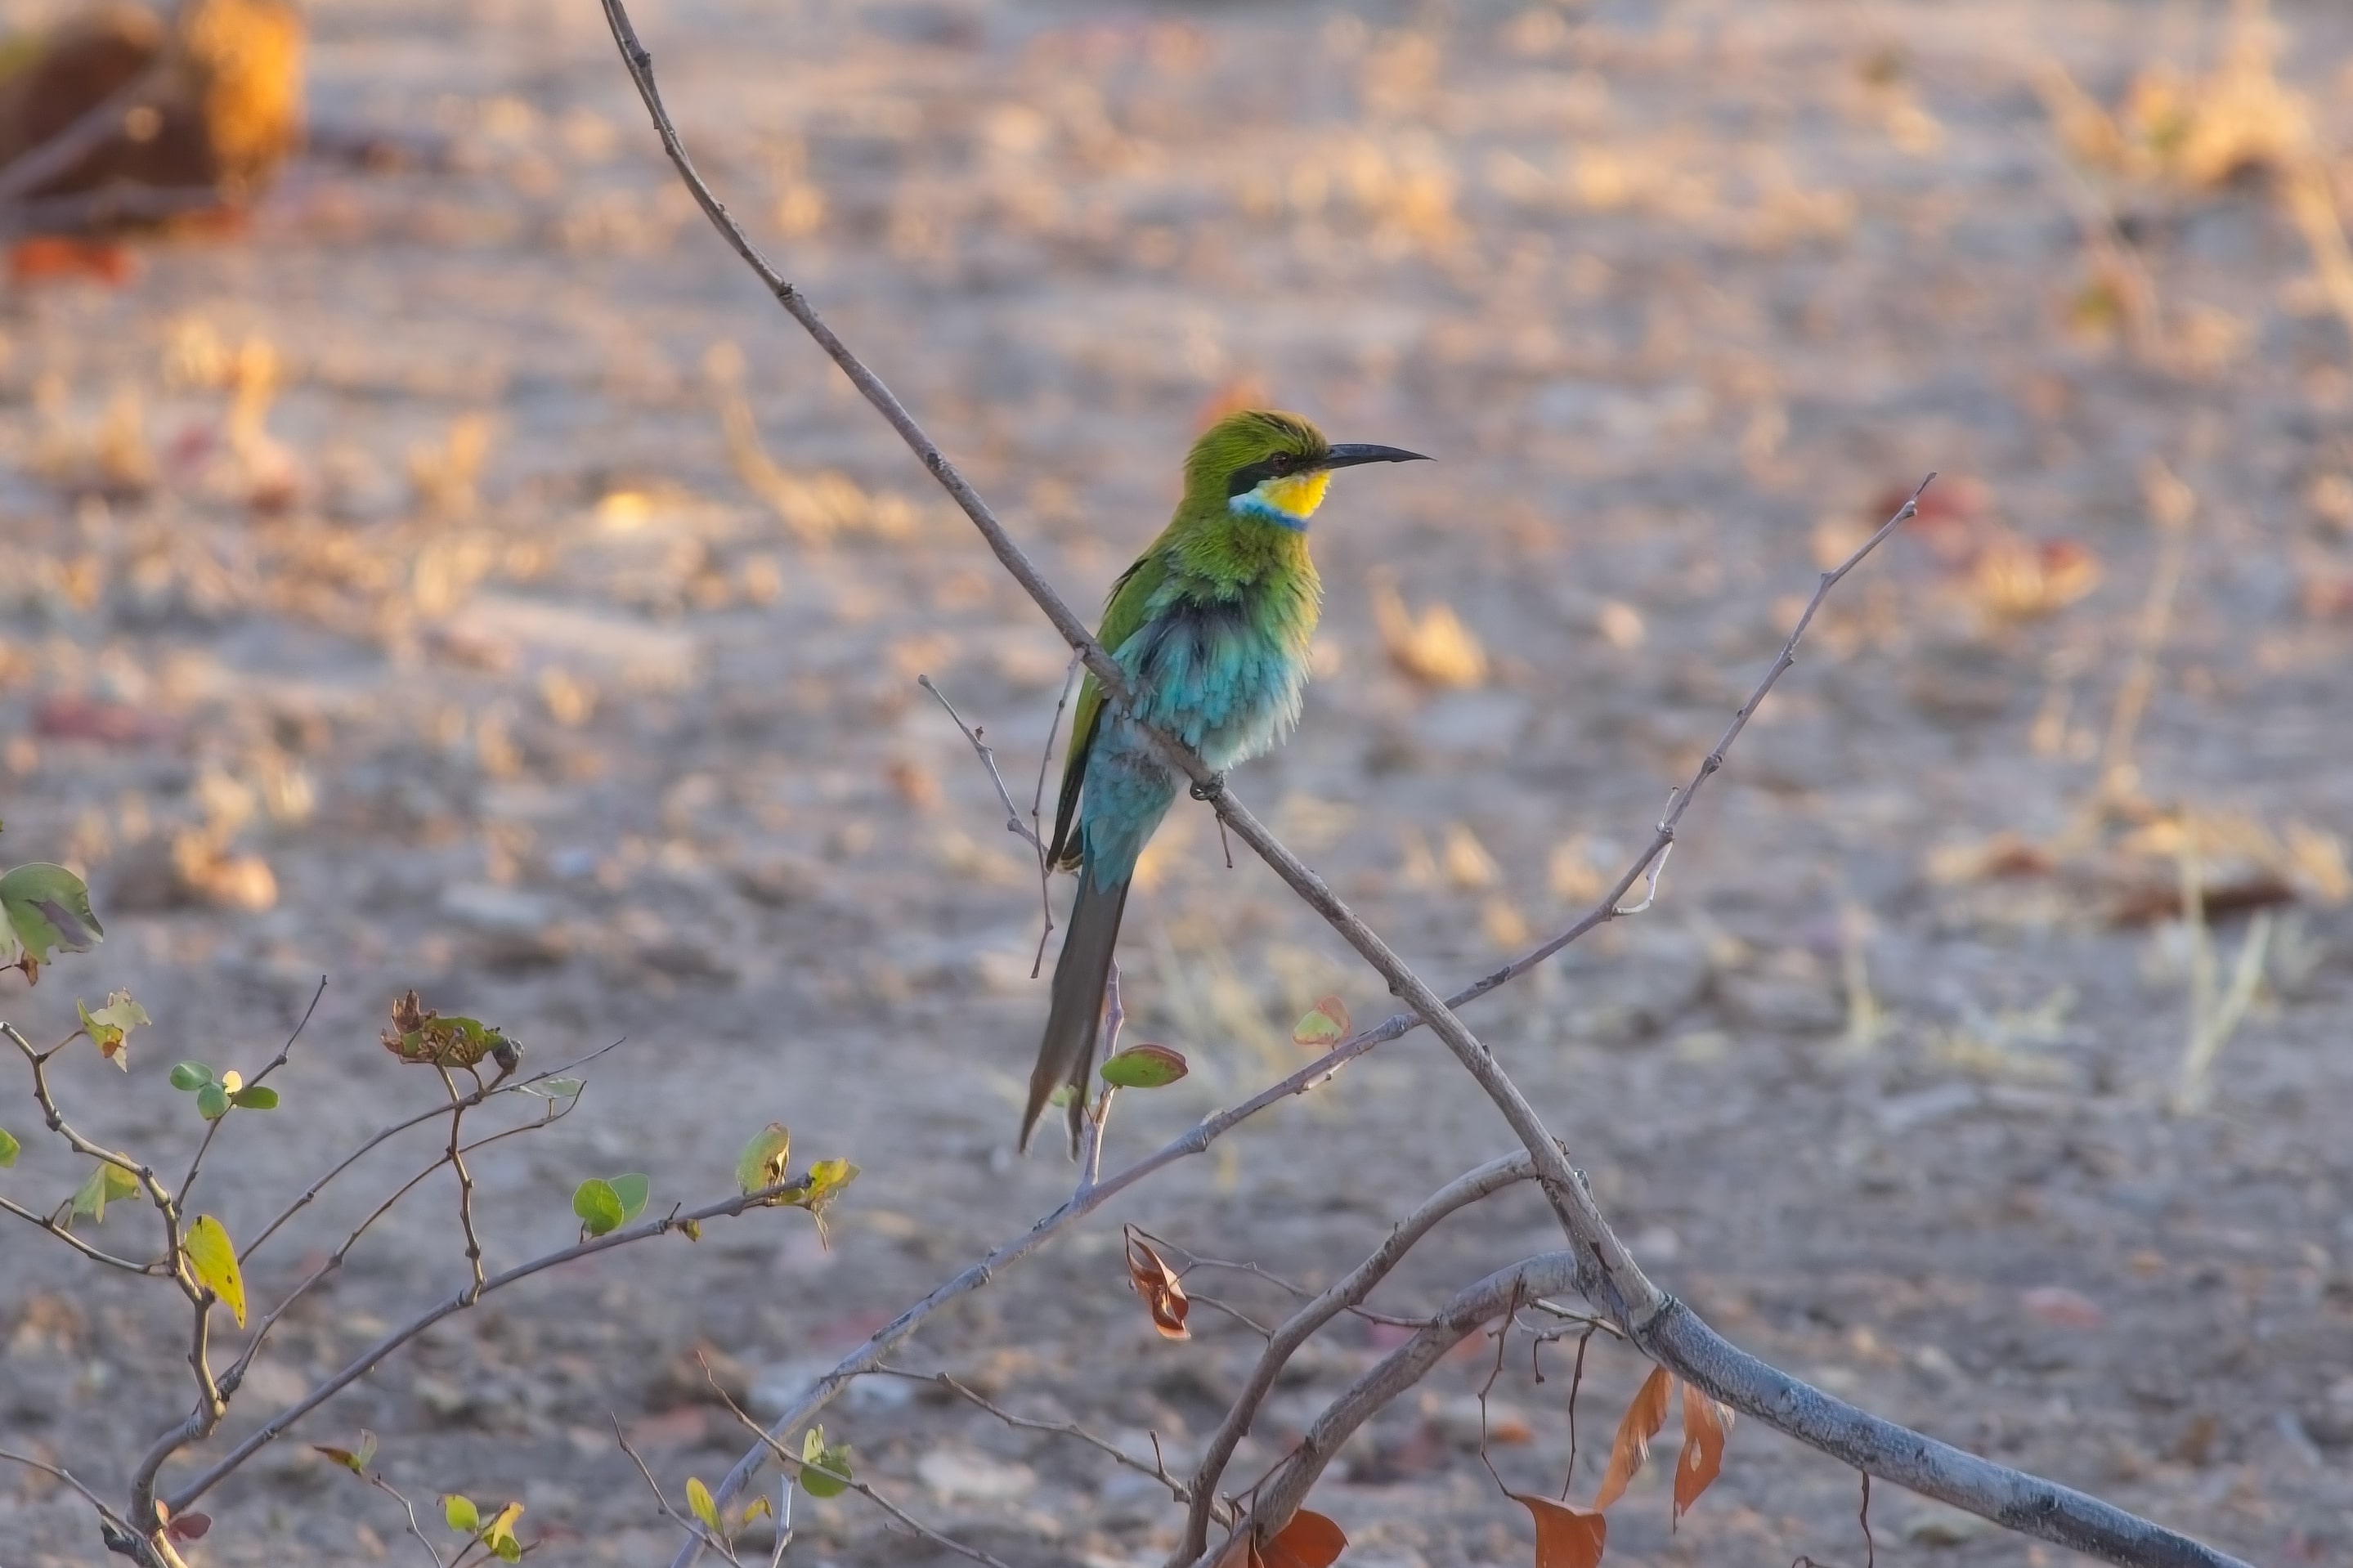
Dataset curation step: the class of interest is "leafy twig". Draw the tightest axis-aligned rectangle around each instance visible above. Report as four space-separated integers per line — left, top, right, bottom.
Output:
164 1174 816 1515
180 975 325 1211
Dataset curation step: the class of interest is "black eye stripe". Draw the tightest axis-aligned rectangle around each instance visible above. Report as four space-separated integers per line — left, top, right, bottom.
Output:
1226 452 1314 496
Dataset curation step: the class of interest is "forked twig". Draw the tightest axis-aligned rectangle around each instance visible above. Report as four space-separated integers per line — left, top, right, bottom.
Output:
872 1366 1206 1509
1176 1154 1535 1562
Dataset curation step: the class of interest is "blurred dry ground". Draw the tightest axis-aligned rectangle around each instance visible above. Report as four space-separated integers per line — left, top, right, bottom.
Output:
4 0 2353 1563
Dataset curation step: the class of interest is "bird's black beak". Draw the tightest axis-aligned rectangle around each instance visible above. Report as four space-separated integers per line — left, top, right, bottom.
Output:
1317 442 1429 471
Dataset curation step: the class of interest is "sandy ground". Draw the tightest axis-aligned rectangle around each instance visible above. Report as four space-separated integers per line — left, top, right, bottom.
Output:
3 0 2353 1563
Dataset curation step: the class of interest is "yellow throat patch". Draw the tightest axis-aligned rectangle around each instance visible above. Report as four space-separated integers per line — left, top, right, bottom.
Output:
1251 470 1331 520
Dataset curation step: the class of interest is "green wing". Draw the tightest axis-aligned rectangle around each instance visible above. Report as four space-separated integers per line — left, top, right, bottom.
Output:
1049 550 1168 869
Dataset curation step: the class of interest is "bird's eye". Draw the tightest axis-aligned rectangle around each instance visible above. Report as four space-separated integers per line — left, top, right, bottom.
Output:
1270 453 1294 475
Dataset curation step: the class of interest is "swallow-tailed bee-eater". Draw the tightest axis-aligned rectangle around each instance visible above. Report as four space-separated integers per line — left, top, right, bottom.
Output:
1022 410 1425 1154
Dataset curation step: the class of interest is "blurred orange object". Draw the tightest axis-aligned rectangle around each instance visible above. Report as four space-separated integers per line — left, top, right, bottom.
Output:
0 0 303 225
8 233 133 283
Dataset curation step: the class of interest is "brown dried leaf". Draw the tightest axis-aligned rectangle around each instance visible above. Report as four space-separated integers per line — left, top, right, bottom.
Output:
1261 1509 1347 1568
1591 1365 1672 1511
1513 1492 1607 1568
1672 1382 1731 1521
1123 1226 1190 1341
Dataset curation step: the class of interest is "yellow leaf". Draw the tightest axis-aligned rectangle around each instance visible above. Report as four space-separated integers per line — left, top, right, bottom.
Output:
183 1215 247 1327
686 1477 721 1534
482 1501 525 1549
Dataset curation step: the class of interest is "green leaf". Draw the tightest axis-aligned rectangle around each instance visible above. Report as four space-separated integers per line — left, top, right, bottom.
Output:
441 1494 479 1534
686 1476 722 1534
608 1172 650 1225
524 1076 582 1100
230 1085 280 1110
195 1082 230 1121
77 990 150 1066
0 1127 16 1167
1100 1043 1190 1089
183 1214 247 1327
492 1534 522 1563
69 1160 141 1225
0 862 103 977
169 1062 214 1091
572 1178 624 1237
1291 994 1351 1051
736 1122 791 1196
798 1426 853 1499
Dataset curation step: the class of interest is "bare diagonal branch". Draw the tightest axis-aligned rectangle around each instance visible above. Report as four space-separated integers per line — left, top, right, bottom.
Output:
594 7 2251 1566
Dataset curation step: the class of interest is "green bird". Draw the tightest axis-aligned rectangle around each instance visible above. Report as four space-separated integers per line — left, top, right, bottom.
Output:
1023 409 1426 1154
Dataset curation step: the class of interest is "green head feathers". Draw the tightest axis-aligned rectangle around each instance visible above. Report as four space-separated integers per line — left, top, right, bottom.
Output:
1182 409 1426 526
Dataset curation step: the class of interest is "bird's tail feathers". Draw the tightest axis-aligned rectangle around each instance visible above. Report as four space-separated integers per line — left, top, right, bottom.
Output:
1021 871 1129 1157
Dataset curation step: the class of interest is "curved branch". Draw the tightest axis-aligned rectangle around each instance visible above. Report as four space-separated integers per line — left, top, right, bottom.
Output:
1642 1302 2245 1568
1176 1153 1535 1563
591 8 2245 1567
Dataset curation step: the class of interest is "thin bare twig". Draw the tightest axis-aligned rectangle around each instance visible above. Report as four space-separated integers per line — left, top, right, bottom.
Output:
0 1191 166 1272
434 1067 486 1300
614 1415 742 1565
1175 1154 1535 1563
706 1377 1015 1568
361 1471 450 1568
1472 1280 1528 1497
1131 1233 1432 1330
222 1099 580 1399
923 670 1063 974
1199 1253 1583 1566
872 1366 1207 1509
240 1038 611 1263
0 1446 174 1568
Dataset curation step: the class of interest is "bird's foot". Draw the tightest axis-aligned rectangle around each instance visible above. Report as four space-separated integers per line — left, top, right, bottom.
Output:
1189 773 1227 802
